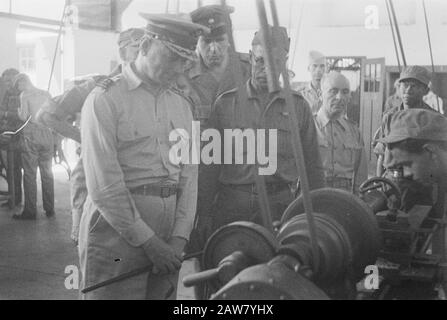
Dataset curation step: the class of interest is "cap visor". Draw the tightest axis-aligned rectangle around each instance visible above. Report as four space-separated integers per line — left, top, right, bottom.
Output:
163 41 197 61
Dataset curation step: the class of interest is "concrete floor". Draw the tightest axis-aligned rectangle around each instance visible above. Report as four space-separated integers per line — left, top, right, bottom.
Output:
0 166 195 300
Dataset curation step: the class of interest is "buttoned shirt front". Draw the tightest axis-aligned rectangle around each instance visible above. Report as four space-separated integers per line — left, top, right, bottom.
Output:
314 108 368 191
81 63 198 246
209 80 325 189
299 82 323 115
186 52 250 124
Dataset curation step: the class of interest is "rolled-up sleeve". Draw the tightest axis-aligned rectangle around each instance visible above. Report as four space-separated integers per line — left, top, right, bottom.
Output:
81 92 155 247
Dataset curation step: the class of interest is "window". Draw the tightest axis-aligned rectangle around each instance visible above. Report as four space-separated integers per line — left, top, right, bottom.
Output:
18 46 36 82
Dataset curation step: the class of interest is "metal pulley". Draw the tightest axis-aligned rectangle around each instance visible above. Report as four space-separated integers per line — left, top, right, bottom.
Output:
279 188 381 282
182 222 278 292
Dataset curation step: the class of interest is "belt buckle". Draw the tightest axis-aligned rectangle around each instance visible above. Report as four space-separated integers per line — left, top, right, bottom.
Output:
160 186 171 198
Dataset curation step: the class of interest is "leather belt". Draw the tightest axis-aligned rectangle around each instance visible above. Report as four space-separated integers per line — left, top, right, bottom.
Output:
325 177 352 190
129 184 179 198
227 182 290 195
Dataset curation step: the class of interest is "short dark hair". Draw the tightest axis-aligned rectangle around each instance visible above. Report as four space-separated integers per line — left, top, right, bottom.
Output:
389 138 447 154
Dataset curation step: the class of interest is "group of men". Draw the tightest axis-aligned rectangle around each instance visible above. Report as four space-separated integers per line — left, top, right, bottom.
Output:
11 3 445 300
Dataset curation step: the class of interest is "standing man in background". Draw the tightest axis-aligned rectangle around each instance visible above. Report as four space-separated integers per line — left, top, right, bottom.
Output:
314 71 368 193
299 50 326 115
0 68 22 207
13 74 54 220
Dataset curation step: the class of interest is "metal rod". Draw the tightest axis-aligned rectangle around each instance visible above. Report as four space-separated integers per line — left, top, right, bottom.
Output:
256 0 320 272
290 0 304 71
82 265 152 294
385 0 401 72
388 0 407 67
422 0 441 113
255 0 280 93
47 0 68 92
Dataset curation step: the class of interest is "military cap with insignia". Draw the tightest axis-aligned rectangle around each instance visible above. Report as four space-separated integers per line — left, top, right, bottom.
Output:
190 5 235 38
139 13 210 60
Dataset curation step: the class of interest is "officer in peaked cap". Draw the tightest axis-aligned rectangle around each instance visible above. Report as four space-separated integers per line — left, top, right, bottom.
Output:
182 5 252 262
190 4 234 39
78 14 206 300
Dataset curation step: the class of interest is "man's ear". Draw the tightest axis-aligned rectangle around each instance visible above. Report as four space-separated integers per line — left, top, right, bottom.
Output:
423 143 440 162
139 37 151 56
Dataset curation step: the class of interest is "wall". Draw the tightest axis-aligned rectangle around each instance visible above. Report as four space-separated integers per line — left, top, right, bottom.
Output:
0 18 19 72
71 28 119 77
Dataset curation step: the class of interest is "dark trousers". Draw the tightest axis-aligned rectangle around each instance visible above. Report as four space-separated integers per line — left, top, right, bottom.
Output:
21 125 54 215
12 149 22 204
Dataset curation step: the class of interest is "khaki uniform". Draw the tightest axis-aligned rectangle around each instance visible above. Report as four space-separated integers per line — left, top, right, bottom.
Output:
205 81 324 229
314 109 368 193
298 82 322 115
185 52 250 127
184 52 250 253
79 64 198 299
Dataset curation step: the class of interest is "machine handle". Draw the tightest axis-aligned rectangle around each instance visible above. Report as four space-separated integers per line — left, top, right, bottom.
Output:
183 267 220 288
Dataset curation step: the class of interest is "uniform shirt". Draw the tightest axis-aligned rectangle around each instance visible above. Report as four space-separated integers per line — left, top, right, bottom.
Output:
42 65 123 122
18 88 51 122
42 79 96 121
185 52 250 124
209 80 325 189
81 63 198 247
298 82 322 115
373 102 435 156
384 93 402 113
314 108 368 191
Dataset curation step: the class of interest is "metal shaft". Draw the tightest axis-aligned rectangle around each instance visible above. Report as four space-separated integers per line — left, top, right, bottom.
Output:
255 0 320 272
385 0 401 72
388 0 407 67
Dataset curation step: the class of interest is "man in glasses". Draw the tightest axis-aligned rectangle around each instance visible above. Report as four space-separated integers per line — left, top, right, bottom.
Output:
78 14 205 299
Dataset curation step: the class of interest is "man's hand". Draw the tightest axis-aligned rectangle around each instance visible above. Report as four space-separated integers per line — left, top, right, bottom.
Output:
168 236 187 257
186 216 214 253
143 235 182 275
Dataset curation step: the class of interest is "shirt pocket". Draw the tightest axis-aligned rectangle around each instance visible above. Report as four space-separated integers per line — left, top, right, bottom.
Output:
267 113 292 157
342 141 362 166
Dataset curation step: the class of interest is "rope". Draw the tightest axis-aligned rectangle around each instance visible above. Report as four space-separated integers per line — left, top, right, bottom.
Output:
388 0 407 67
422 0 441 113
47 0 69 92
385 0 401 72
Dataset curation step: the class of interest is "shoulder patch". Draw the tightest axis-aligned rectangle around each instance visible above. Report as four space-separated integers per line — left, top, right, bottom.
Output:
215 87 238 102
170 86 195 107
